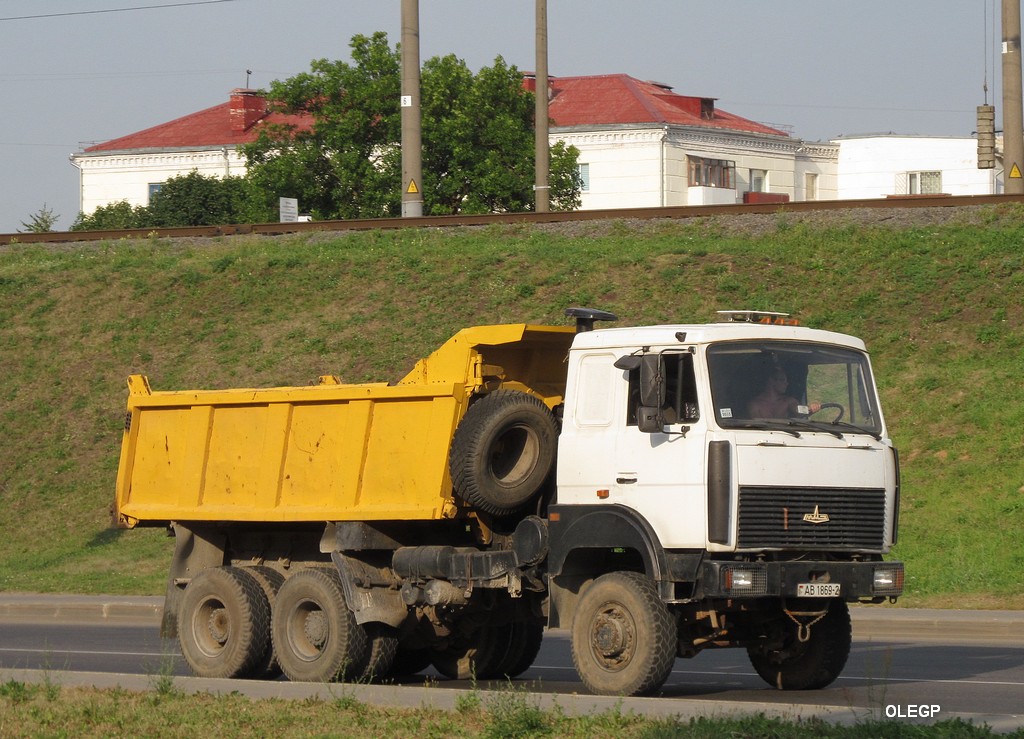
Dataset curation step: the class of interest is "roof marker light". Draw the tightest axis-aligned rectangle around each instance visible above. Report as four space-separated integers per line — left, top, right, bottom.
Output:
716 310 799 326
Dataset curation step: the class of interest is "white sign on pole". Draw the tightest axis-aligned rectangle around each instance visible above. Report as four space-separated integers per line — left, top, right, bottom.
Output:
279 197 299 223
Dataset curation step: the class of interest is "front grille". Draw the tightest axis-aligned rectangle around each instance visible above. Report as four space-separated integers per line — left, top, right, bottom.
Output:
737 486 886 550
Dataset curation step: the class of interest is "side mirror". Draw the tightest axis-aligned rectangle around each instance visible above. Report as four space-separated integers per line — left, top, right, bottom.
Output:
639 354 666 409
616 353 668 434
637 406 665 434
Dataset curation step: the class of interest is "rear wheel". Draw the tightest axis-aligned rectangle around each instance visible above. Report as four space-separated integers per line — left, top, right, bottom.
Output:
570 572 676 696
271 567 369 682
492 620 544 679
431 623 512 681
177 566 270 679
747 600 851 690
359 623 399 681
244 566 285 678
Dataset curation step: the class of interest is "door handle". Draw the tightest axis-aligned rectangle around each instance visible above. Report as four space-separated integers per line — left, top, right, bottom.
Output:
616 476 638 484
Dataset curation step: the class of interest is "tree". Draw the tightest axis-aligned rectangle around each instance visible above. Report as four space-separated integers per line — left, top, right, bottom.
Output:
244 33 402 221
71 172 265 231
20 204 60 233
243 32 580 218
70 200 147 231
146 171 262 227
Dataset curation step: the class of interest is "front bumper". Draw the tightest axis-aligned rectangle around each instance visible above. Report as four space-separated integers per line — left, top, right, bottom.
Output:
699 559 904 602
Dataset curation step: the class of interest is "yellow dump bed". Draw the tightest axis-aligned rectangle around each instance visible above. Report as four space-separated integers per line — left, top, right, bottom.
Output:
115 323 574 527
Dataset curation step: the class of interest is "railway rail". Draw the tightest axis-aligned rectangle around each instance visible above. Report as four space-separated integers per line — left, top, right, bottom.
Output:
3 193 1023 246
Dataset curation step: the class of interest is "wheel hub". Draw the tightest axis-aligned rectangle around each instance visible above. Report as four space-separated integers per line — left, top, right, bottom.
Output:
303 610 328 648
205 606 229 646
591 607 634 667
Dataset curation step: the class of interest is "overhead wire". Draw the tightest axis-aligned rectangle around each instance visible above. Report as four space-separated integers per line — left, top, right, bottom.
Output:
0 0 238 21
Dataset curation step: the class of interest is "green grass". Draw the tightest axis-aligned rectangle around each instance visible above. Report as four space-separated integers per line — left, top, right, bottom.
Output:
0 679 1017 738
1 207 1023 606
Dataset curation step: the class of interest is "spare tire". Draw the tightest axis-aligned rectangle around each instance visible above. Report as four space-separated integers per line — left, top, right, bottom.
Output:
450 390 558 516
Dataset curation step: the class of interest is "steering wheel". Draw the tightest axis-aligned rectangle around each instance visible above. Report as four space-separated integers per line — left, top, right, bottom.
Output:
809 402 844 423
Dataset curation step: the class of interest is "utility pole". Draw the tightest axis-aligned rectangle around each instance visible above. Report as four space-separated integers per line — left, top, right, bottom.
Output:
401 0 423 216
1003 0 1024 193
534 0 550 213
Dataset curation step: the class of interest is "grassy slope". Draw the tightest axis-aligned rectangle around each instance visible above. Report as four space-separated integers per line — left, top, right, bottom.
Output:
1 206 1022 606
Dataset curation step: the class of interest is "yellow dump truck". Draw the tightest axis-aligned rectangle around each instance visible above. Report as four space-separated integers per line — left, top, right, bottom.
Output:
116 308 904 696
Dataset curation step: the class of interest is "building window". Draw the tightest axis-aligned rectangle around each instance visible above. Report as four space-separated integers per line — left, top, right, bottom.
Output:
688 157 735 189
907 171 942 195
749 169 767 192
805 173 818 201
148 183 164 203
578 162 590 192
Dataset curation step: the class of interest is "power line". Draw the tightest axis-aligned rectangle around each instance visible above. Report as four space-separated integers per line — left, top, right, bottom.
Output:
0 0 238 21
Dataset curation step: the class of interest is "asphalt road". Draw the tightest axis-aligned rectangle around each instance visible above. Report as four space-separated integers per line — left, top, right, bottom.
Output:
1 594 1022 732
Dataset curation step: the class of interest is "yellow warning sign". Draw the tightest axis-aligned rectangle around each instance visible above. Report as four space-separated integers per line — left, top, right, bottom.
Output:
1011 164 1022 179
406 179 419 194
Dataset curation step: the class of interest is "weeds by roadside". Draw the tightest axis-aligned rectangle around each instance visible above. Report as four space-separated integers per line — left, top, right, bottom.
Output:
0 680 1017 738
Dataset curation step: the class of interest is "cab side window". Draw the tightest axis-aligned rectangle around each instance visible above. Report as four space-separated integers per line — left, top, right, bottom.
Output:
626 352 700 426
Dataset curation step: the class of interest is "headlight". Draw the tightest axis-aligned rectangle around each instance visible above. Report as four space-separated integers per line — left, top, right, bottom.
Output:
726 569 754 589
873 565 904 596
722 565 767 595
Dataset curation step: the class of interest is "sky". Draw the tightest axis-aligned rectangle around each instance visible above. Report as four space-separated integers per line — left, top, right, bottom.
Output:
0 0 1003 233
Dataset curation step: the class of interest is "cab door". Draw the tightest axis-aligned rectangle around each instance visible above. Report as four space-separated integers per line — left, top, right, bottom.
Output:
611 351 709 549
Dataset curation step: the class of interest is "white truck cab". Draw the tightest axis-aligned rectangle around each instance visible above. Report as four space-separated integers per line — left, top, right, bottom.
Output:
558 311 898 553
548 309 903 694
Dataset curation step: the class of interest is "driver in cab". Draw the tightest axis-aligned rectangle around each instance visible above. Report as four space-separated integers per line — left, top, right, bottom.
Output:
748 365 821 419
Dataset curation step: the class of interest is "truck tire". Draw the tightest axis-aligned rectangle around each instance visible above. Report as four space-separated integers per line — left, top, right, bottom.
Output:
430 623 512 681
271 567 370 683
177 566 271 679
244 566 285 679
570 571 676 696
450 390 558 516
358 623 399 681
492 620 544 678
747 600 851 690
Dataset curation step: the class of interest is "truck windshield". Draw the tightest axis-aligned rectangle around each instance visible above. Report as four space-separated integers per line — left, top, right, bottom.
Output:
707 341 882 435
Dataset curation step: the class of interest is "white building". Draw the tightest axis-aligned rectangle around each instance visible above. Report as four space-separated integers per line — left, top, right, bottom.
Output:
69 89 307 216
69 76 999 216
835 134 999 199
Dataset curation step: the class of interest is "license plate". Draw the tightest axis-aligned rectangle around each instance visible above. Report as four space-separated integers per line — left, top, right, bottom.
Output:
797 582 841 597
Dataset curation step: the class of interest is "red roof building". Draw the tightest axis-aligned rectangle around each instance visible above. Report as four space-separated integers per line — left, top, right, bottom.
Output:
71 75 836 214
83 89 308 154
545 74 786 136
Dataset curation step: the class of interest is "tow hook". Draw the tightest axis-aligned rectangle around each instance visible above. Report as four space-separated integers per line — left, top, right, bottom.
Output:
783 607 828 643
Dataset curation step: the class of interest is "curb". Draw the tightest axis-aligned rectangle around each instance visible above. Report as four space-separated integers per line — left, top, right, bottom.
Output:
848 605 1024 643
0 593 163 625
1 666 1021 732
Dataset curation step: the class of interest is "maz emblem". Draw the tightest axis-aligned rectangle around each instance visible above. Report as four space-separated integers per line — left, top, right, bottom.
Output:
803 505 830 524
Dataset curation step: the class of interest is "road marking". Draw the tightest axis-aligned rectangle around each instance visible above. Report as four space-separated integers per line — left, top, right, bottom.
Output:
527 664 1024 687
0 647 172 658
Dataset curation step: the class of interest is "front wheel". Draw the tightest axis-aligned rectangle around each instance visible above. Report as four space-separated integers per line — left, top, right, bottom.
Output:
747 600 851 690
570 572 676 696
